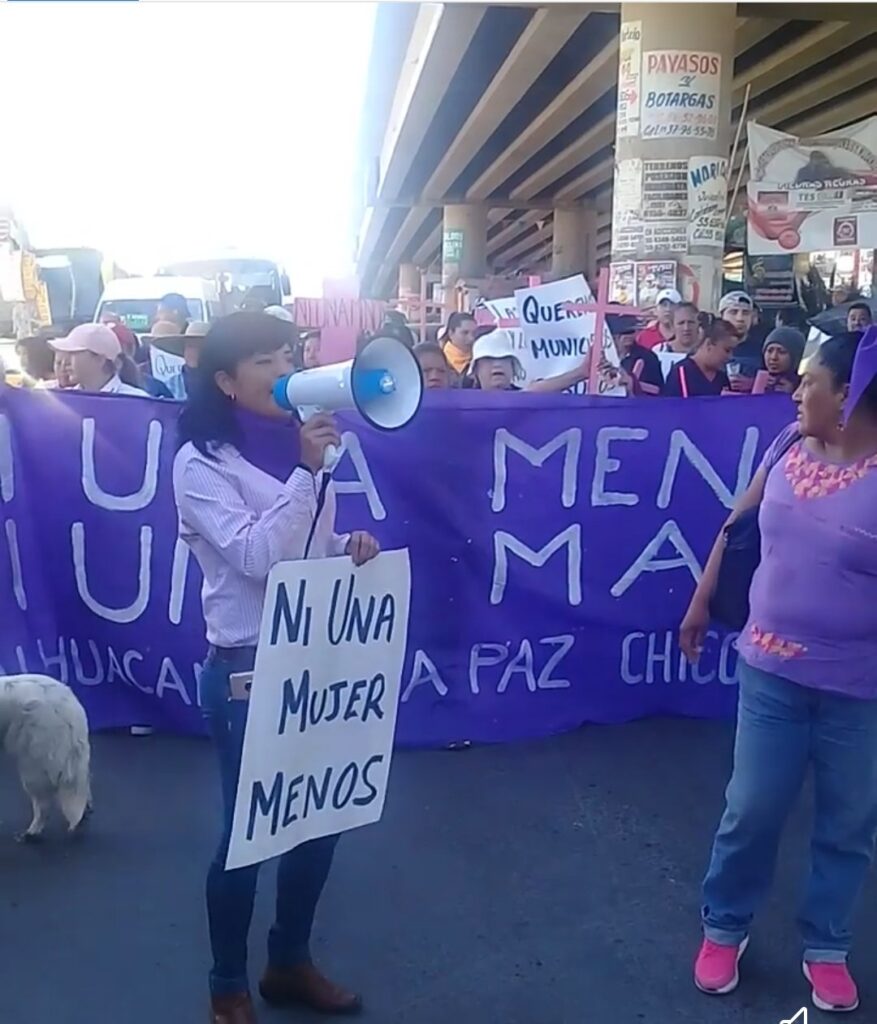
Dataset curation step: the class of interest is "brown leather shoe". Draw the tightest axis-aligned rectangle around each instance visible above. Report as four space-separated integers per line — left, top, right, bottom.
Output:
259 963 362 1015
210 992 257 1024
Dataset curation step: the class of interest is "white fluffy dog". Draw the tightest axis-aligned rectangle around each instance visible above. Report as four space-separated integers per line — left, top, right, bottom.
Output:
0 674 92 841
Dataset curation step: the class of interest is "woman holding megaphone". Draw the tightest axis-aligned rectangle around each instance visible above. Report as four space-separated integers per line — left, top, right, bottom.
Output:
174 312 379 1024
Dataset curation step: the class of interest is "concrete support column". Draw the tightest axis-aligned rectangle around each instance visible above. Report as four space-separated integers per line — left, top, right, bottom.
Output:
552 204 597 281
398 262 420 300
610 4 735 311
441 204 488 289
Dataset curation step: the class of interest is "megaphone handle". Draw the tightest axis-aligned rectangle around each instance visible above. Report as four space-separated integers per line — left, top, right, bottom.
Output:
322 443 340 472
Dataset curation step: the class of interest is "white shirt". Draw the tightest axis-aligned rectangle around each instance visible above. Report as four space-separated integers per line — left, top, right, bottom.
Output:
99 374 148 397
173 442 350 647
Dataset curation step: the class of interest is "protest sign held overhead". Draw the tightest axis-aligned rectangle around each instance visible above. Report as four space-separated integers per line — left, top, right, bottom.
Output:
225 550 411 870
514 274 624 396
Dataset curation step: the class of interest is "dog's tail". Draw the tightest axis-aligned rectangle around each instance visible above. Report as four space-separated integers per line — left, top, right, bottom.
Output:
58 717 91 831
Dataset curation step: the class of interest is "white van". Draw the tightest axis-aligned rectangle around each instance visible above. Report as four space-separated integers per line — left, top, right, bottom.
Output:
94 276 222 332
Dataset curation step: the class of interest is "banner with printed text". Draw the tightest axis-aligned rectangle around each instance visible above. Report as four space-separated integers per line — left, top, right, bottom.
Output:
0 387 793 748
746 116 877 255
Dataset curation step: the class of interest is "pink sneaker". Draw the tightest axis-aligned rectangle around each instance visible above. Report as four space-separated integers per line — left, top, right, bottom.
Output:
694 936 749 995
803 960 859 1012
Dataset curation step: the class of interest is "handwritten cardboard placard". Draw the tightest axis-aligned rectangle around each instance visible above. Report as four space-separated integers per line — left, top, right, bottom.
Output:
226 549 411 870
514 274 623 395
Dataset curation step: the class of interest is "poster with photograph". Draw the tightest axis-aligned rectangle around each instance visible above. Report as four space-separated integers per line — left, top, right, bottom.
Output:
746 116 877 255
635 261 677 309
640 51 721 140
609 262 636 305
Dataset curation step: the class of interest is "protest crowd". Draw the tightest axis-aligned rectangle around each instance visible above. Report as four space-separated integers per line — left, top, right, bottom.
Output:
3 274 877 1024
7 283 874 405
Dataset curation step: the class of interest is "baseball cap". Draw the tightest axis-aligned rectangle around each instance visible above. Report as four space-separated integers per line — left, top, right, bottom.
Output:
718 290 754 313
50 323 121 361
656 288 682 305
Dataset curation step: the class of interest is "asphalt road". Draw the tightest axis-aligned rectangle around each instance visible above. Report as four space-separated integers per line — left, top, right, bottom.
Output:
1 719 874 1024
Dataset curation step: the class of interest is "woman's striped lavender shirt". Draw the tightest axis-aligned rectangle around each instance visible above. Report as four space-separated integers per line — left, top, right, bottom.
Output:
172 442 349 647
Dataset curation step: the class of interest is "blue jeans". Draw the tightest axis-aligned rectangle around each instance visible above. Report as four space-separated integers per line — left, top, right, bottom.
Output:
703 660 877 961
201 646 340 997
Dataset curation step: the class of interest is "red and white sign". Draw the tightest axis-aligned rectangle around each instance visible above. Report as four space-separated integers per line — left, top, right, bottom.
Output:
746 117 877 255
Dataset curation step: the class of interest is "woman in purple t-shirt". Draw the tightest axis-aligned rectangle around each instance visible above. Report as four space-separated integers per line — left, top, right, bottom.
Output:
680 331 877 1013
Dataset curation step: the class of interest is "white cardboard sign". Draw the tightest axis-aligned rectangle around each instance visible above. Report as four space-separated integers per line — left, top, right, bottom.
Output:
226 550 412 870
514 274 623 396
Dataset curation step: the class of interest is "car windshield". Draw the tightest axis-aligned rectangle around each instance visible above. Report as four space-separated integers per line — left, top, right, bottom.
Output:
98 297 205 331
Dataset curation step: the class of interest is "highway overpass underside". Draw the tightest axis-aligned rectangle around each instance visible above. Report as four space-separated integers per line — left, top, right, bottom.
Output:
355 2 876 300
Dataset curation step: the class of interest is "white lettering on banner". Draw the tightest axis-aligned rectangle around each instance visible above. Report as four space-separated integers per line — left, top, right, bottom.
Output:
467 635 575 695
81 418 162 512
497 639 537 693
610 520 701 598
620 630 739 686
658 427 759 510
333 432 386 521
70 638 104 686
11 635 204 703
591 427 650 507
226 550 411 870
468 643 506 695
156 656 192 705
168 538 191 625
0 413 13 501
4 518 27 610
491 427 582 512
491 526 582 606
72 522 152 624
401 649 449 703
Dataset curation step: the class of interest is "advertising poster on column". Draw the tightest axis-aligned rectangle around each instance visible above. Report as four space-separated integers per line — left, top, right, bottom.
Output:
617 21 642 138
687 156 728 249
746 116 877 255
642 160 688 251
611 158 644 253
641 51 721 140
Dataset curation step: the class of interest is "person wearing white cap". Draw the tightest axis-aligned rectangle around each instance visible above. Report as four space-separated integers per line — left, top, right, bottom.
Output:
468 328 525 391
637 287 682 351
469 328 608 394
49 323 147 396
718 291 768 393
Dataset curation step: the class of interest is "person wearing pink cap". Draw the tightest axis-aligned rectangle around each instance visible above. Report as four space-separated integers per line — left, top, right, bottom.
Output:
50 324 147 396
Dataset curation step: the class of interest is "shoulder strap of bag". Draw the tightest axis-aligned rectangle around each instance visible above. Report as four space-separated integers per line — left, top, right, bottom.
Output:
679 364 689 398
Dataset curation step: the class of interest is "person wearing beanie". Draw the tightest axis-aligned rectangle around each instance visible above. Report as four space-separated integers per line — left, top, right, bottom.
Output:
762 326 806 394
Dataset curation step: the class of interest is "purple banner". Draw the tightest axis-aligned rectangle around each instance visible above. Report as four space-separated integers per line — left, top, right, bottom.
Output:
0 387 791 747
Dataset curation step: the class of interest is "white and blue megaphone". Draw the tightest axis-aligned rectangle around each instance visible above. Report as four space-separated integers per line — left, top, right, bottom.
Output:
273 335 423 470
